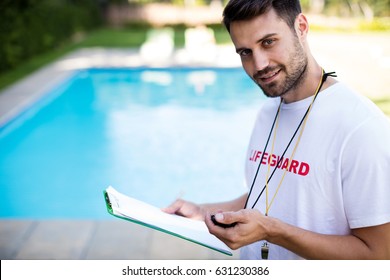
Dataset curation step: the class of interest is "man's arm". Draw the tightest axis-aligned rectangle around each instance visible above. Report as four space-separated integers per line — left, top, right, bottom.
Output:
206 209 390 259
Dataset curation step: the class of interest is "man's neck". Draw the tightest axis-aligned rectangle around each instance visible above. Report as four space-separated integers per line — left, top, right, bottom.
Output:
282 64 325 104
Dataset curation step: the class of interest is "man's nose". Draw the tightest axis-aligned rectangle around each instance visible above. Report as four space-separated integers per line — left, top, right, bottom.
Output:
253 51 269 72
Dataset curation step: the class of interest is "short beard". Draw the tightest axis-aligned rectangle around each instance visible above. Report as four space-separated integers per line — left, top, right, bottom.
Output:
254 38 308 99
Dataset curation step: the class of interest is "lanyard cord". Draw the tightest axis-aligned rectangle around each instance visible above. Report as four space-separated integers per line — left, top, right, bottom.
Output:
244 100 281 210
244 70 336 210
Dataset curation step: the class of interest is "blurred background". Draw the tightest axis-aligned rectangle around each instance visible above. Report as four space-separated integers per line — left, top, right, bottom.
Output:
0 0 389 111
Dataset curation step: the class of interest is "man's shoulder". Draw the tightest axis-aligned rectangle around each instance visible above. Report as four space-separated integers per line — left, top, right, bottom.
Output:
320 82 387 121
323 82 390 142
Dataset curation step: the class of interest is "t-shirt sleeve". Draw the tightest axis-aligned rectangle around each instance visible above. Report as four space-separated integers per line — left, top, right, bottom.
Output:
341 116 390 229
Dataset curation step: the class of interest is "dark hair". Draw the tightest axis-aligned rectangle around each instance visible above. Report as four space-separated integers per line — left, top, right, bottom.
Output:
223 0 302 32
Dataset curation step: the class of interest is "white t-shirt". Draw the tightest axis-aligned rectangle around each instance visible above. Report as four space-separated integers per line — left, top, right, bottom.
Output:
241 82 390 260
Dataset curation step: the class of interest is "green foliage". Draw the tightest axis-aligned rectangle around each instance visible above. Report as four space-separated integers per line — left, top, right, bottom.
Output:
366 0 390 17
0 0 103 74
0 27 149 91
78 28 148 48
127 0 221 5
300 0 311 11
311 0 390 17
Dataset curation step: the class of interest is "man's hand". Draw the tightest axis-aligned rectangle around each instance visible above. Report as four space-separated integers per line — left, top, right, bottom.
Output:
205 209 272 250
162 199 206 221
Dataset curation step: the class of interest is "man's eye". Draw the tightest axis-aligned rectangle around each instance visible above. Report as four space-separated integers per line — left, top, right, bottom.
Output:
263 39 275 47
239 49 252 57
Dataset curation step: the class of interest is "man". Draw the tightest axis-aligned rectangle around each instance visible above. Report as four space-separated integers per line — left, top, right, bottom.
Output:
164 0 390 259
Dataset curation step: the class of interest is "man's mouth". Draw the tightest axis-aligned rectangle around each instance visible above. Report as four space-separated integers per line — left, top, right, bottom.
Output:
254 68 281 84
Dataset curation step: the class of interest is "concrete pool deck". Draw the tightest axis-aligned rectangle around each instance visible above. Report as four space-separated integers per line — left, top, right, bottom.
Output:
1 33 389 260
0 220 239 259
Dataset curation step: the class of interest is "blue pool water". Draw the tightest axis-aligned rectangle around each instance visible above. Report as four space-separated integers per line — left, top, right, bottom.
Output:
0 68 264 219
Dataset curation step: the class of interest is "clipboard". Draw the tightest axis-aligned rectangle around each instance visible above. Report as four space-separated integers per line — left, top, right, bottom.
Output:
103 186 232 256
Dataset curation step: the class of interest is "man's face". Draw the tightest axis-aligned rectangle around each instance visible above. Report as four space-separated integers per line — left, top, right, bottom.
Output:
229 9 308 98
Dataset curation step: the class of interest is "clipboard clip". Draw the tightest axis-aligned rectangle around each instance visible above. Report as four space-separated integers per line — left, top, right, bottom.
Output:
104 191 112 210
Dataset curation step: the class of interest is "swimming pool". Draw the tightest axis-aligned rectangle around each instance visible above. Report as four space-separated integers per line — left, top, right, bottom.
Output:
0 67 264 219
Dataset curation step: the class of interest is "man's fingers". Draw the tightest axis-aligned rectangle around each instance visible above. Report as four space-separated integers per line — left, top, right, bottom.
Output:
214 210 247 224
161 199 184 214
162 199 205 220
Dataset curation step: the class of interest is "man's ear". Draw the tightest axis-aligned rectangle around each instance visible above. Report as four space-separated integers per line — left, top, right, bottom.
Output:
295 13 309 39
